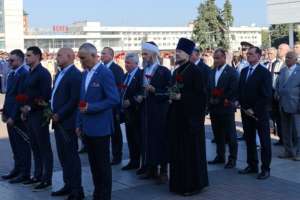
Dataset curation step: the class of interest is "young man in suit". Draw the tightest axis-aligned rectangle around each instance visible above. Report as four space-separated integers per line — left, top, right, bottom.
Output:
121 52 143 170
238 46 272 180
276 51 300 161
21 46 53 189
208 48 239 169
2 49 31 183
101 47 124 165
50 48 84 200
76 43 119 200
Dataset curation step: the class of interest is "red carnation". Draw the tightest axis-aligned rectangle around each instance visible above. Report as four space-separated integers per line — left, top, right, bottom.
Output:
117 84 127 90
211 88 224 97
145 74 153 80
175 74 184 83
224 99 231 107
79 100 87 109
15 94 29 104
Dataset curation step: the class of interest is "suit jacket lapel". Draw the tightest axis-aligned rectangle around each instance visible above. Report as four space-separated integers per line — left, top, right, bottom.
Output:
86 65 102 95
216 65 228 88
284 66 300 86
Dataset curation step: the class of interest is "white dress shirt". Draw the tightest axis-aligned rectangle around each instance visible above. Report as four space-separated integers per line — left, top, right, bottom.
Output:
215 64 226 87
85 63 101 92
51 64 73 109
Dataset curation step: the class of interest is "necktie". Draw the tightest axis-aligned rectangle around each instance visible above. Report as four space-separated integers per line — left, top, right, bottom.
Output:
246 67 253 81
124 74 131 86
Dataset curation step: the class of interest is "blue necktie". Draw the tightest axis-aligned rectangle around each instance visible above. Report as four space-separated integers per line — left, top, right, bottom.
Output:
246 67 253 81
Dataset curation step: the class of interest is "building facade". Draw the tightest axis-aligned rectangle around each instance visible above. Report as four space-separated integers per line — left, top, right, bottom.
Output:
0 0 24 51
25 21 266 52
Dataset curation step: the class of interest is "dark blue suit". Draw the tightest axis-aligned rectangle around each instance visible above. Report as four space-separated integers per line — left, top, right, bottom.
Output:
239 64 272 171
122 68 143 166
51 65 82 193
77 63 119 200
23 63 53 182
3 66 31 177
209 65 238 161
107 61 124 162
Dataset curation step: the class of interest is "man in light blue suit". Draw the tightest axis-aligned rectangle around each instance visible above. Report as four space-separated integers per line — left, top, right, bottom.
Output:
76 43 119 200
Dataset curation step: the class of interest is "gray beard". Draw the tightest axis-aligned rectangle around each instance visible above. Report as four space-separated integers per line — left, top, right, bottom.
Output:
142 60 153 68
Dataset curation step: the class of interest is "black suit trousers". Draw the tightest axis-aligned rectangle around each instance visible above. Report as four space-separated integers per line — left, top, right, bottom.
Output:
241 111 271 171
111 110 123 160
54 127 82 192
86 135 112 200
210 113 237 161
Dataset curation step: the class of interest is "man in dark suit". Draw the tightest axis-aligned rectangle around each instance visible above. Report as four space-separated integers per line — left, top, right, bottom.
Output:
21 46 53 189
238 46 272 180
191 47 212 141
1 49 31 183
264 47 282 145
121 52 143 171
50 48 84 200
76 43 119 200
208 48 239 168
101 47 124 165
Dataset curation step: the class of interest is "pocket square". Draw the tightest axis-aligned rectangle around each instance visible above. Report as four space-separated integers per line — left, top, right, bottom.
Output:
91 82 100 87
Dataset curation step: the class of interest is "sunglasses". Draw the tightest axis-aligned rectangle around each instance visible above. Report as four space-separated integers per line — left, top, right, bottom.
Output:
7 59 16 63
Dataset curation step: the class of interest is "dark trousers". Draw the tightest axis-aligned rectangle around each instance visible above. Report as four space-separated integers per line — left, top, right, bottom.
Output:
111 111 123 161
54 127 82 192
86 135 111 200
270 107 282 142
124 112 141 165
241 111 271 171
211 113 238 161
7 123 31 177
27 111 53 182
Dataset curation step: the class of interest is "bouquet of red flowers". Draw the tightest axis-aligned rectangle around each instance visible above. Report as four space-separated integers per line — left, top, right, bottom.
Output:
35 97 70 142
78 100 87 109
211 88 224 97
15 94 29 104
117 84 128 90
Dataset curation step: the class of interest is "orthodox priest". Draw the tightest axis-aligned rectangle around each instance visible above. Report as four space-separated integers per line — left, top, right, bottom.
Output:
168 38 209 196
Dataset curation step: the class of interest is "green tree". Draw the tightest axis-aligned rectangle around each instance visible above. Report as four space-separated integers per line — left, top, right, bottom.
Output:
269 24 289 47
223 0 233 27
192 0 232 50
261 30 270 49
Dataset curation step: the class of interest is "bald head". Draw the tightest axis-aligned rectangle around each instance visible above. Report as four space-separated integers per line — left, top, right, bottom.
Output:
56 48 75 68
285 51 298 67
278 43 290 60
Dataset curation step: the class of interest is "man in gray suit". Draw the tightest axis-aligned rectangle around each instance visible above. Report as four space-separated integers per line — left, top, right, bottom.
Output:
276 51 300 161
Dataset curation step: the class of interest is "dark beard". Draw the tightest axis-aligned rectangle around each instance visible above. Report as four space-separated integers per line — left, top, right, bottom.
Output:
175 59 188 66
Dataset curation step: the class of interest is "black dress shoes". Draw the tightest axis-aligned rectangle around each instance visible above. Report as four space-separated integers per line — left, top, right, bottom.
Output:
66 191 85 200
136 167 147 175
1 171 19 180
257 171 270 180
224 160 236 169
34 181 52 190
9 175 30 184
238 166 258 174
122 162 139 171
111 158 122 165
51 186 71 196
208 157 225 164
23 177 41 185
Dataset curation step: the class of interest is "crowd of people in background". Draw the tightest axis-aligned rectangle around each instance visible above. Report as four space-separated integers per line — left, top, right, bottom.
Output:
0 38 300 200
